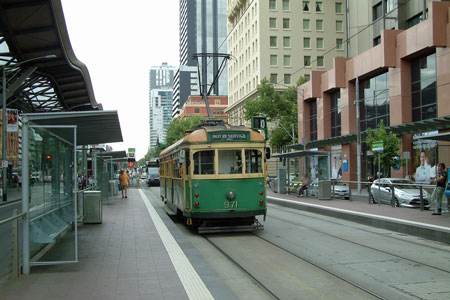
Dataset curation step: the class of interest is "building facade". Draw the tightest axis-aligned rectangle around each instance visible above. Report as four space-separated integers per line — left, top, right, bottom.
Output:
174 0 228 119
178 95 228 122
225 0 347 126
149 89 173 148
296 1 450 182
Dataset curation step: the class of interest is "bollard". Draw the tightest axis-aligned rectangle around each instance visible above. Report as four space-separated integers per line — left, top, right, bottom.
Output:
332 180 335 200
419 186 424 211
391 184 395 207
348 184 352 201
368 185 372 204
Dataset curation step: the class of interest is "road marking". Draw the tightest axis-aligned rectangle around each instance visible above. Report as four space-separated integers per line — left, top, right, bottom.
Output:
139 189 214 300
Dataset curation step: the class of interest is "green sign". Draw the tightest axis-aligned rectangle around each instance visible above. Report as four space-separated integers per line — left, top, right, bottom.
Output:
208 131 249 143
372 140 384 152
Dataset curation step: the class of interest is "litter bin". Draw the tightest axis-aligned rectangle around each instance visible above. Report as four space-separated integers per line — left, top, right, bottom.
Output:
318 180 331 200
83 190 102 224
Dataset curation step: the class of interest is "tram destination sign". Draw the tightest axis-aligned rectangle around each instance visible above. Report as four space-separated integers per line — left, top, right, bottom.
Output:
208 131 249 143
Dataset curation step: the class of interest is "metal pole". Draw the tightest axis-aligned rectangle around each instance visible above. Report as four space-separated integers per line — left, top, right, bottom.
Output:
21 118 30 274
355 76 361 193
2 66 7 201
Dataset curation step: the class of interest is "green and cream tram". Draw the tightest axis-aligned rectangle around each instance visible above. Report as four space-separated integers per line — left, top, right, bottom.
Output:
159 120 267 233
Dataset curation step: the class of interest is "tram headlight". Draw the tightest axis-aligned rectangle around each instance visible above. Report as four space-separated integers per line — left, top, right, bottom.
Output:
259 191 263 195
195 201 200 207
259 200 264 205
227 191 236 200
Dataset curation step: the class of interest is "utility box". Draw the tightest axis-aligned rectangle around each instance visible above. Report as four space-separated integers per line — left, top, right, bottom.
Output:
277 168 286 194
318 181 331 200
83 191 102 224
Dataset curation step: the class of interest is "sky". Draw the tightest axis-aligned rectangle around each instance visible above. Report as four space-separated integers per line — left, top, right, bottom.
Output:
61 0 179 160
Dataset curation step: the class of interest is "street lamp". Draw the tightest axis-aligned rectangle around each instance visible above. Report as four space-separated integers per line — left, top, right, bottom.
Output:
1 55 57 201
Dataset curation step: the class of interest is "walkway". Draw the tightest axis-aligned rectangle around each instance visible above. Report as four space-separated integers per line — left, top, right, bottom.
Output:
0 188 235 300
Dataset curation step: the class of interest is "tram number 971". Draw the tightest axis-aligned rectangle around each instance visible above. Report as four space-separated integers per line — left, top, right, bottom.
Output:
224 201 238 209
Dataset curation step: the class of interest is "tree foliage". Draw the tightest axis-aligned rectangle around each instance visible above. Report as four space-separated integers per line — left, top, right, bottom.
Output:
243 77 308 151
365 120 401 174
165 115 205 146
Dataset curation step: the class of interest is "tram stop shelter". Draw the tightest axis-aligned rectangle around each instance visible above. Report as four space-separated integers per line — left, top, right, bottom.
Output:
272 150 331 198
20 110 122 274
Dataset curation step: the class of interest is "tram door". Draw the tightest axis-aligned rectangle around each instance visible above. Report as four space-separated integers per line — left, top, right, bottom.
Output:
24 124 78 270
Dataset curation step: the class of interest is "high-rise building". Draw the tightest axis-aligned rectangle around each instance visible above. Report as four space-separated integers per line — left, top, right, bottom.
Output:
173 0 228 118
149 63 175 149
149 62 176 90
225 0 346 126
149 89 173 149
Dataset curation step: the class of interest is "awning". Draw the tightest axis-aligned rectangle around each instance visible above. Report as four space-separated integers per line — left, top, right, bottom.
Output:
23 110 123 145
289 115 450 150
413 132 450 142
272 150 330 159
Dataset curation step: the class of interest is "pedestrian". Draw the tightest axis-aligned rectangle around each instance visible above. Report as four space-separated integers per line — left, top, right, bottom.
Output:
119 170 129 198
297 174 310 198
431 163 447 215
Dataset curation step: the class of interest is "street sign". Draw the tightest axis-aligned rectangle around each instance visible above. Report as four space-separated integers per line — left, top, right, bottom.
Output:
251 116 267 130
372 140 384 152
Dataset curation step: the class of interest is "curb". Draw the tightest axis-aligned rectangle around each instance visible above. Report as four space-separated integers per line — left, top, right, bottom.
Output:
267 196 450 245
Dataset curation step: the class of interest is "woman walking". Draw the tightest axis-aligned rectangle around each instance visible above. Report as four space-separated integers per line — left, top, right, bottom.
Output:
119 170 129 198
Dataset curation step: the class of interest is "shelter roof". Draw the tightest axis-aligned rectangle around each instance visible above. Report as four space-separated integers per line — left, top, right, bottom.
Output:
24 110 122 146
0 0 100 111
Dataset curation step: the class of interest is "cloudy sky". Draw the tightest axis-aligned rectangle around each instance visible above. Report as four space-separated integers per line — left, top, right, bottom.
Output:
61 0 179 159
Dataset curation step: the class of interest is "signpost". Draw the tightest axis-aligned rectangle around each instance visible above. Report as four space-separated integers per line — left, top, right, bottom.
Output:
372 140 384 199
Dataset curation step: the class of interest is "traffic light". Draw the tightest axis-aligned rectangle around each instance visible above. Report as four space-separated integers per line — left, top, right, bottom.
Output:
45 155 52 159
129 162 134 167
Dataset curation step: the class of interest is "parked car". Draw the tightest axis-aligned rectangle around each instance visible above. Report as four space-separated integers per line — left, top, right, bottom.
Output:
370 178 430 208
332 180 350 199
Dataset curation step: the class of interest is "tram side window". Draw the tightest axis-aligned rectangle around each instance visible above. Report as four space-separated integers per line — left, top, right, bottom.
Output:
219 150 242 174
193 151 215 175
245 149 262 173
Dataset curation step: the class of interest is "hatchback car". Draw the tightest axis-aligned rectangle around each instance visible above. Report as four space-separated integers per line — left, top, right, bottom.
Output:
370 178 430 208
332 180 350 199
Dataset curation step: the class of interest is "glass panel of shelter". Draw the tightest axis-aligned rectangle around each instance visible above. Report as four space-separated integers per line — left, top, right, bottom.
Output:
28 126 77 264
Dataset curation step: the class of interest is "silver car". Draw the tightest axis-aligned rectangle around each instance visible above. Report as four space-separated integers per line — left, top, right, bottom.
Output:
370 178 430 208
332 180 350 199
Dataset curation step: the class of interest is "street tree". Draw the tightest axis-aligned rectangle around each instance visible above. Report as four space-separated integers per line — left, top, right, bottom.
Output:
166 115 205 146
243 77 307 152
365 120 401 176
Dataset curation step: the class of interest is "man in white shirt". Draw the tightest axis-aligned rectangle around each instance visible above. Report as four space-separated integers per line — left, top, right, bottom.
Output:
415 150 431 184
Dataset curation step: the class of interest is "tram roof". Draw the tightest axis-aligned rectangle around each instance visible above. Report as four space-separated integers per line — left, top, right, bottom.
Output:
160 124 265 157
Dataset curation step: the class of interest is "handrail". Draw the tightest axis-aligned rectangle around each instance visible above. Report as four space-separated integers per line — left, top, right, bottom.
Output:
0 211 26 226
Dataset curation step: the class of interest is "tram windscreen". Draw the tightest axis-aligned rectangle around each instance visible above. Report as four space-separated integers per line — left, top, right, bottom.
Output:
245 149 262 173
219 150 242 174
194 150 215 174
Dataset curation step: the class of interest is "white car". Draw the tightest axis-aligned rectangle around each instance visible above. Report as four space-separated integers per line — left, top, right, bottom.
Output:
331 180 350 199
370 178 430 208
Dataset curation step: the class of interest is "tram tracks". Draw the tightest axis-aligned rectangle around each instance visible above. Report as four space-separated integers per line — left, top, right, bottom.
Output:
267 205 450 275
202 232 385 300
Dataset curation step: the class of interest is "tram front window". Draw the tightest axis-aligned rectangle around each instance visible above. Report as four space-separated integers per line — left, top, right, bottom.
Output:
219 150 242 174
194 150 215 174
245 149 262 173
